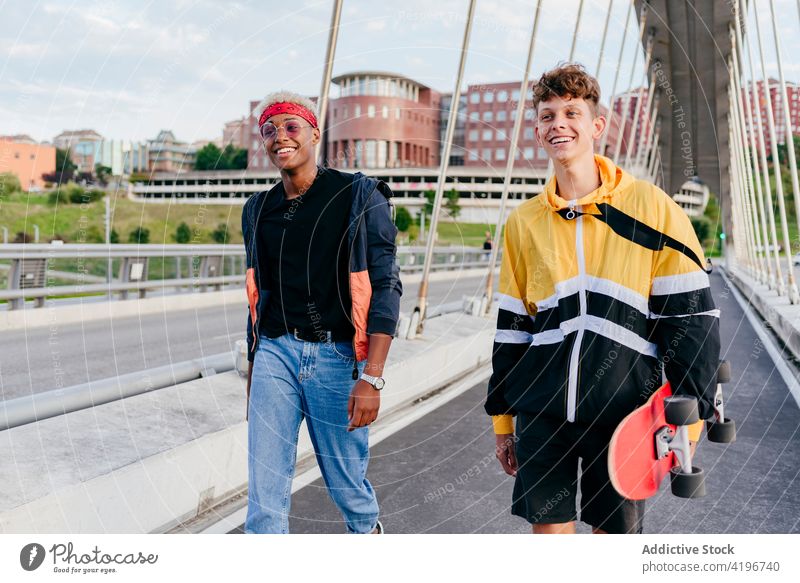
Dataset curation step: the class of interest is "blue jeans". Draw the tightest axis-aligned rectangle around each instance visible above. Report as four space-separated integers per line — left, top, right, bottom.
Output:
245 333 378 533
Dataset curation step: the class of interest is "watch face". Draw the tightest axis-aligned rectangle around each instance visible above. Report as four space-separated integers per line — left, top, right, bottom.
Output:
374 377 386 390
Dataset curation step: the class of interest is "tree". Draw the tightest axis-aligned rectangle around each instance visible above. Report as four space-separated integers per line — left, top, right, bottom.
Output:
0 172 22 196
690 216 712 247
445 188 461 219
422 189 436 220
395 206 412 232
110 229 120 244
194 143 249 171
46 148 77 184
174 222 191 243
195 143 224 170
129 226 150 244
222 144 248 170
95 163 112 186
211 223 229 244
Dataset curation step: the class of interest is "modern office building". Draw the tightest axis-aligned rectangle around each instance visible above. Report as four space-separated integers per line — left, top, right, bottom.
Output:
672 177 710 217
462 81 549 169
325 71 441 169
52 129 104 173
147 130 196 173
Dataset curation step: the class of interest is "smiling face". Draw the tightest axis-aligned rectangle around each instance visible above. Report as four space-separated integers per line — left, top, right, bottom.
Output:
263 113 320 172
534 94 606 167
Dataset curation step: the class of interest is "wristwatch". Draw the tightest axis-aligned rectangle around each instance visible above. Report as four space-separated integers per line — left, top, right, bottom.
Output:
360 373 386 390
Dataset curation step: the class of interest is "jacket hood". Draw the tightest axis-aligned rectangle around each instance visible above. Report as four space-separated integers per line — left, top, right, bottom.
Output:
542 155 634 210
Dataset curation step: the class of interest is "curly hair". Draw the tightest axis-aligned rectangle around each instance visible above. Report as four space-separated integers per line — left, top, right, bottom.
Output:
532 63 601 116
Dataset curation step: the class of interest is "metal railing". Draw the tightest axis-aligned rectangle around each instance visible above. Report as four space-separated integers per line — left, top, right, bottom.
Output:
0 243 498 309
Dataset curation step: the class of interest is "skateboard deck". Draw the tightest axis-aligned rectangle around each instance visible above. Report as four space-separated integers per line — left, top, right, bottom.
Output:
608 382 675 500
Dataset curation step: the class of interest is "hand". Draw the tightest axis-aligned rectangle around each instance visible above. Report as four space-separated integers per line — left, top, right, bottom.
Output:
348 380 381 431
495 433 517 476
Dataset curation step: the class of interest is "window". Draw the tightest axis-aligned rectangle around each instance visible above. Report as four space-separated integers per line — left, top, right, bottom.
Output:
498 90 508 102
512 89 520 101
538 147 546 158
366 140 376 167
523 127 534 140
482 148 492 161
511 110 517 120
252 139 260 151
524 108 534 120
368 104 376 118
468 150 479 161
355 140 364 166
396 108 401 119
496 148 506 161
524 147 534 159
469 111 479 121
482 129 493 141
382 105 389 119
497 110 507 121
482 111 493 122
469 130 479 141
484 92 494 103
354 104 361 117
470 93 481 103
333 108 337 118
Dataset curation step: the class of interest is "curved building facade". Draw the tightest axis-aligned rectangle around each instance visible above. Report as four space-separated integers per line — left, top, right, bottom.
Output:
326 71 441 169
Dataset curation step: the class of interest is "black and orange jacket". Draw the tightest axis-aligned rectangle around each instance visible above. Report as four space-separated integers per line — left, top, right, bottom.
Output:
242 170 402 363
486 155 721 434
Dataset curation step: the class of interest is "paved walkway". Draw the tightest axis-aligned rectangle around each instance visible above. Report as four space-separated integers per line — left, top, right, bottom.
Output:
241 271 800 534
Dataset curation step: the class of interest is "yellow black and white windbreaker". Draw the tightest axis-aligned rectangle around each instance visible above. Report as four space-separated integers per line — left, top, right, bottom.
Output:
486 156 721 434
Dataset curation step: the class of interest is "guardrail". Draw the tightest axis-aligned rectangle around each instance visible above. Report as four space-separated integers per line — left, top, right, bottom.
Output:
0 243 497 309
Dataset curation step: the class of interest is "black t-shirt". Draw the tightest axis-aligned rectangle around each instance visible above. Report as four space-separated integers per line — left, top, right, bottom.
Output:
258 167 355 340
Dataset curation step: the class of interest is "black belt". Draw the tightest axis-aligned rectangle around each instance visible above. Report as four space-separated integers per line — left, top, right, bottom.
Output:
291 328 334 342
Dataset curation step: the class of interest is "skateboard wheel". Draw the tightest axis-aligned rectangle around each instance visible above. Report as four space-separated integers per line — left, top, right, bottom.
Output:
717 360 731 384
706 418 736 443
669 466 706 498
664 396 700 426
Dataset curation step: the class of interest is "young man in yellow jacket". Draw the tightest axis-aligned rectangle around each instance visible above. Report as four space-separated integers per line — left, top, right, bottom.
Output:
486 64 720 534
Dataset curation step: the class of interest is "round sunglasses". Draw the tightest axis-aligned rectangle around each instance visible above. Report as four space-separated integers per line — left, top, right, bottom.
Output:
259 120 313 142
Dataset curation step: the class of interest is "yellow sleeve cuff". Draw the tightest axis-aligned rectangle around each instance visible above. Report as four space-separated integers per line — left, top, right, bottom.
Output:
687 419 704 442
492 415 515 435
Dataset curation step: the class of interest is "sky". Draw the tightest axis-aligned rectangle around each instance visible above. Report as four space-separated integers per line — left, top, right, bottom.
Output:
1 0 799 144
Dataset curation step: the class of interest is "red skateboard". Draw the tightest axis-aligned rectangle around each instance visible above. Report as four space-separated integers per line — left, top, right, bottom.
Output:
608 360 735 500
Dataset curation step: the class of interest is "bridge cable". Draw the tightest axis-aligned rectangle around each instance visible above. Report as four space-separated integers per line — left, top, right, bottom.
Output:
767 0 800 262
598 0 636 157
624 67 655 171
728 44 766 282
752 2 799 302
413 0 477 333
734 0 780 290
741 0 786 295
482 0 544 315
315 0 343 165
612 21 652 165
594 0 615 77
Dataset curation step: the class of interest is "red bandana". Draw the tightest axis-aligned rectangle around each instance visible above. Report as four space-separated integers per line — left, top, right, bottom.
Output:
258 102 318 128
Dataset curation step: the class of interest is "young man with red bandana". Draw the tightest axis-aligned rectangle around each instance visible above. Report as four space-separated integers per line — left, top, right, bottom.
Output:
486 64 720 534
242 91 401 534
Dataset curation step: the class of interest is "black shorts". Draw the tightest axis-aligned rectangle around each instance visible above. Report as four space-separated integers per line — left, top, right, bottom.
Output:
512 413 645 534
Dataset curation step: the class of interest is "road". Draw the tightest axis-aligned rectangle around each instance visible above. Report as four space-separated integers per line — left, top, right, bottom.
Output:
0 274 492 400
244 271 800 534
